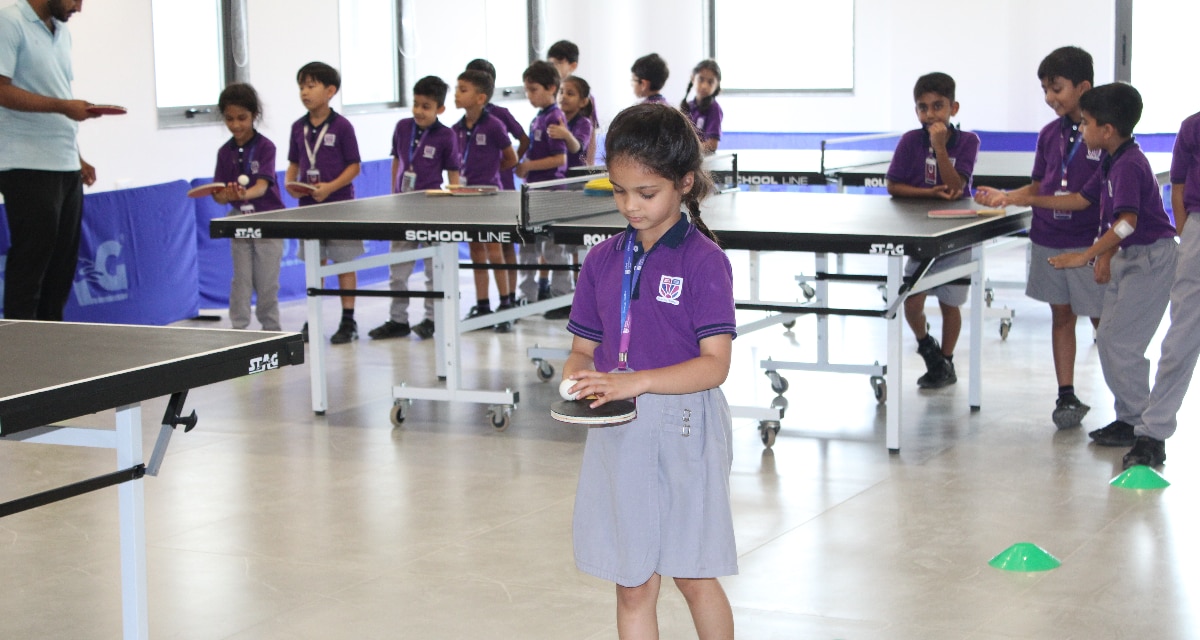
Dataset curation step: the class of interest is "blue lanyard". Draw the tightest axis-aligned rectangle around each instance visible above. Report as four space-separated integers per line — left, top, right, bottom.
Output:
618 230 649 370
407 122 426 166
459 119 474 168
1061 120 1083 189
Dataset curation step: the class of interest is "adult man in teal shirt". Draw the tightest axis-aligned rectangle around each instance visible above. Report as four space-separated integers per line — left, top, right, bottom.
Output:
0 0 97 320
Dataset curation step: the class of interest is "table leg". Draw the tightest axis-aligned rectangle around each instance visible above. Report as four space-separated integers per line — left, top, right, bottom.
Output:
304 239 328 414
115 403 148 640
969 244 984 410
886 257 903 452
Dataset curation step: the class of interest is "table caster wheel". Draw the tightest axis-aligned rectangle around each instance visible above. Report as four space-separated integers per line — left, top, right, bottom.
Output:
985 288 995 307
535 359 555 381
877 284 888 304
870 376 887 404
800 283 815 300
770 395 788 418
766 370 789 394
783 319 796 330
1000 318 1012 340
390 400 411 427
759 421 780 448
488 405 512 432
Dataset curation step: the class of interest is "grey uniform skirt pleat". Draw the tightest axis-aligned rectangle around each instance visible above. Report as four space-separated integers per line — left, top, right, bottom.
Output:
572 388 738 588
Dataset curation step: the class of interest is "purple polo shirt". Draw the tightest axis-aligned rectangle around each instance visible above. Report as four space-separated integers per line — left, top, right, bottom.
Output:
525 103 568 183
391 117 459 192
686 98 723 142
452 112 511 188
214 132 285 212
1028 116 1105 248
565 113 594 169
567 216 737 373
485 103 527 190
642 94 669 105
287 110 360 205
1080 138 1176 248
885 126 980 198
1170 111 1200 213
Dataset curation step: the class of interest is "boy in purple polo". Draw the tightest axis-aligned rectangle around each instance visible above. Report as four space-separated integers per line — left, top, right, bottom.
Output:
976 47 1104 429
285 61 363 344
465 58 528 298
886 72 980 389
1118 108 1200 468
1002 83 1178 453
515 60 572 310
368 75 460 341
453 69 518 330
631 53 669 105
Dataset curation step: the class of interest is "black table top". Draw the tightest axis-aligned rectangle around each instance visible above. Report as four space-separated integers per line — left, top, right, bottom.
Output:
548 191 1031 258
0 321 304 435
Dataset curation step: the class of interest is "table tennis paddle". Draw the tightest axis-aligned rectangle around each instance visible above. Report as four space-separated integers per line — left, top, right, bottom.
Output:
449 185 500 196
285 181 318 194
87 105 127 116
186 182 226 198
551 397 636 426
928 208 1005 219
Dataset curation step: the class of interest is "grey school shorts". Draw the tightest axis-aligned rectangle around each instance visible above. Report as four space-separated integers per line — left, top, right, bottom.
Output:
298 239 367 264
1026 242 1106 318
905 249 970 306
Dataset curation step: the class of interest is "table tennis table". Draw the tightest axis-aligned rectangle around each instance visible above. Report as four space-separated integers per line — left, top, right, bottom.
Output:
210 181 1030 452
0 320 304 640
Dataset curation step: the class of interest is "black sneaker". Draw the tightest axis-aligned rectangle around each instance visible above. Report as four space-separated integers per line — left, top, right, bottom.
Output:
1052 394 1090 429
465 305 492 321
412 318 435 339
1089 420 1135 447
368 320 410 339
1122 435 1166 469
915 336 944 387
330 319 358 344
543 305 572 320
917 358 957 389
301 322 309 343
493 303 514 333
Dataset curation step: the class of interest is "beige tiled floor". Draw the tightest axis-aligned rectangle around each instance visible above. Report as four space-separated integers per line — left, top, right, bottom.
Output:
2 244 1198 639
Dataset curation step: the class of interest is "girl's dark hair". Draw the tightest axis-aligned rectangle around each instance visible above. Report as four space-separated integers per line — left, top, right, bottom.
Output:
218 82 263 121
605 103 718 245
563 76 593 121
679 59 722 114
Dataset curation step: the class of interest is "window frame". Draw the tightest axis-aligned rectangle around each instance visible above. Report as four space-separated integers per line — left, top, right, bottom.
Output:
152 0 247 128
339 0 405 114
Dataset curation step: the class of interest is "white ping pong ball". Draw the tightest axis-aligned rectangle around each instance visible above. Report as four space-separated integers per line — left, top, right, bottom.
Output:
559 379 577 401
237 175 250 187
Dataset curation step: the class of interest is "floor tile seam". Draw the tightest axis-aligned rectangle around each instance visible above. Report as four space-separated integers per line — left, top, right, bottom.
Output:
733 475 891 558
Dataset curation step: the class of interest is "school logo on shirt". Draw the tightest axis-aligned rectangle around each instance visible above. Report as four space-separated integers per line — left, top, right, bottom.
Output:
1087 148 1103 161
534 129 543 142
323 133 336 146
423 145 437 159
697 117 706 128
656 275 683 305
476 133 487 145
250 160 260 174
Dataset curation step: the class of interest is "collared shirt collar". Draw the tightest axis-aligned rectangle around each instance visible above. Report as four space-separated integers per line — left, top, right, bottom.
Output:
613 215 692 253
1102 137 1138 174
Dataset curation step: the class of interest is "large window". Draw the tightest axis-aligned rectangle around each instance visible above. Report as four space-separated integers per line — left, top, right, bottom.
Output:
1131 0 1200 133
150 0 246 127
339 0 401 108
710 0 854 93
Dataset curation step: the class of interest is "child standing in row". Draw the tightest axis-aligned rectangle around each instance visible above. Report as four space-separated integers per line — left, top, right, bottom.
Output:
886 72 980 388
548 40 599 166
369 75 460 341
631 53 670 105
549 76 594 172
680 59 723 154
285 61 363 344
563 102 737 639
1120 107 1200 468
975 46 1105 429
516 61 571 308
454 69 518 330
212 83 284 332
999 83 1178 451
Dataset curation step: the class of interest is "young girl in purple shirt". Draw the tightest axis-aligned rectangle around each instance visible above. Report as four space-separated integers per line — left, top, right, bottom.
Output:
563 103 737 638
549 76 594 169
680 59 724 154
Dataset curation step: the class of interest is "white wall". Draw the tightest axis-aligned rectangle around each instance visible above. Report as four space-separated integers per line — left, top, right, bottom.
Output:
2 0 1124 193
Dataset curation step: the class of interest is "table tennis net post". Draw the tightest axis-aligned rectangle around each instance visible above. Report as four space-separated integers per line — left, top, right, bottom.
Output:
520 153 739 229
820 132 904 174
